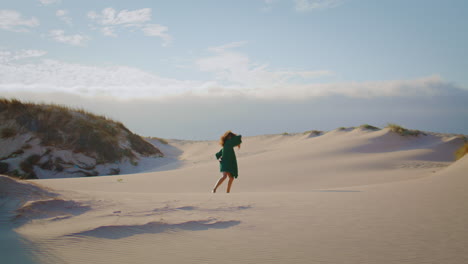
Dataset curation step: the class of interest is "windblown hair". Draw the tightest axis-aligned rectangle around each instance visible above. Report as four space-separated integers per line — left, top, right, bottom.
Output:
219 130 241 149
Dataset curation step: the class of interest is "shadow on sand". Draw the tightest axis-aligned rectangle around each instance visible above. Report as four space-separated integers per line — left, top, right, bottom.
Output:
69 219 241 240
309 190 361 193
1 205 41 264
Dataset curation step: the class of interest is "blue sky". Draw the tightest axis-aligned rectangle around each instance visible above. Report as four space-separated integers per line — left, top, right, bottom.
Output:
1 0 467 139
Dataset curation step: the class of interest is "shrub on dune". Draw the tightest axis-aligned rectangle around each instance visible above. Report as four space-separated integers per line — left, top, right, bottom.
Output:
455 143 468 160
359 124 380 131
1 127 17 138
148 137 169 145
386 123 424 136
337 126 356 131
127 133 161 156
0 98 163 178
304 130 322 136
19 154 41 179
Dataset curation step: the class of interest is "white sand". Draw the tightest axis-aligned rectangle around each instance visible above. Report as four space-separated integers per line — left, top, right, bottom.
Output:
2 128 467 264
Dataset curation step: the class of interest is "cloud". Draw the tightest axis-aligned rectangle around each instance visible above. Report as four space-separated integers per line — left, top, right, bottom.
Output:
0 58 204 98
87 7 172 46
1 47 467 138
38 0 61 5
101 27 117 37
49 29 90 46
0 10 40 32
0 50 462 102
0 44 464 103
87 7 152 26
0 49 47 63
142 24 172 46
256 75 455 99
197 42 332 88
56 9 72 25
208 41 248 53
294 0 344 12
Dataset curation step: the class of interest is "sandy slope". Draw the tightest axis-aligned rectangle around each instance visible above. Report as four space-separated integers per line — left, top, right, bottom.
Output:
2 128 467 264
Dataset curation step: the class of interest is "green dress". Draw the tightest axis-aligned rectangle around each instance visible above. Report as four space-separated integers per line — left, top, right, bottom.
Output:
215 135 242 178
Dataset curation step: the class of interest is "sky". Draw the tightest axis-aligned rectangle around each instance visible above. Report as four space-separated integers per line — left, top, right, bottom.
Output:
1 0 467 140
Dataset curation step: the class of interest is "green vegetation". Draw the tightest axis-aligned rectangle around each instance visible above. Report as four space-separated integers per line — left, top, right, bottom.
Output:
386 123 425 136
0 98 163 175
281 132 290 136
109 168 121 175
1 98 162 159
19 154 41 179
304 130 322 136
359 124 380 130
338 127 355 131
127 133 161 156
455 143 468 160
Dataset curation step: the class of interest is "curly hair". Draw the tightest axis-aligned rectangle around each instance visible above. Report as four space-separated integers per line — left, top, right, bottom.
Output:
219 130 240 148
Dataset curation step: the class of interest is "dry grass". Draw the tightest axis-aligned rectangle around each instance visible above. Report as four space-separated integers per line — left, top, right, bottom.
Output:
304 130 323 136
338 127 355 131
455 143 468 160
0 98 163 170
359 124 380 130
148 137 169 145
1 127 17 138
386 123 424 136
19 154 41 179
127 133 161 156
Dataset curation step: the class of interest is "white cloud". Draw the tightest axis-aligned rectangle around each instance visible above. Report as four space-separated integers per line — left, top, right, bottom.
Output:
208 41 248 53
142 24 172 46
56 9 72 25
0 51 457 101
0 44 460 102
294 0 344 12
0 10 39 32
87 7 172 46
101 27 117 37
38 0 61 5
49 29 90 46
88 8 152 26
256 75 449 99
0 49 47 63
197 42 332 88
0 58 205 98
193 43 464 100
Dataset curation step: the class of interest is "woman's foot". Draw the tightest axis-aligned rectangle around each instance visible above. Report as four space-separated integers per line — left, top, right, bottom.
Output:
212 189 216 193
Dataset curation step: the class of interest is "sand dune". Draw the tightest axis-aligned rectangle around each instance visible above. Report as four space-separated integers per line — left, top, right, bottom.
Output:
2 128 467 264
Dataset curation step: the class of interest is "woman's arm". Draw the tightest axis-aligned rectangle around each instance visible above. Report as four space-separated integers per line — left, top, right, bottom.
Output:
215 149 223 160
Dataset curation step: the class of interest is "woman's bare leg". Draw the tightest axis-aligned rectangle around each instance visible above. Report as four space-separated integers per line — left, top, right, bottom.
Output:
212 172 228 193
227 174 234 193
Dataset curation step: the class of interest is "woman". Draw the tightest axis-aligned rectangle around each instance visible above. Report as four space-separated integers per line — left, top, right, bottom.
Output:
212 131 242 193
